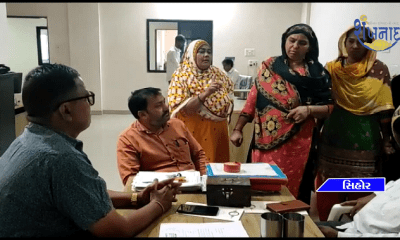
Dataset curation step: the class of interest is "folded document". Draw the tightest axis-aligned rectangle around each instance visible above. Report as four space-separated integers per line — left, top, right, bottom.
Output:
132 170 202 191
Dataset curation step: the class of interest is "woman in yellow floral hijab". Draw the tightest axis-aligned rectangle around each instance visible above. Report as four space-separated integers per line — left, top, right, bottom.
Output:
168 40 234 163
315 26 395 221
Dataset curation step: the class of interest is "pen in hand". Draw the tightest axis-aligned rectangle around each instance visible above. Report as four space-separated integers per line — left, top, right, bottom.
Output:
143 178 159 183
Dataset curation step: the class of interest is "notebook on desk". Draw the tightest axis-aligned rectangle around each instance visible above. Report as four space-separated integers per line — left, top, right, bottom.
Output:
206 162 288 192
266 200 310 214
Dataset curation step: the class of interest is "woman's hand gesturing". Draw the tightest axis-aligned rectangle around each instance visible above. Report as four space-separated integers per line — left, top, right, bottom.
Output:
287 106 310 124
230 130 243 147
204 76 221 97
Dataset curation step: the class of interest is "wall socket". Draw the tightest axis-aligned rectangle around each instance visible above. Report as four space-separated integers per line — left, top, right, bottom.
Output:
248 60 258 67
245 48 255 57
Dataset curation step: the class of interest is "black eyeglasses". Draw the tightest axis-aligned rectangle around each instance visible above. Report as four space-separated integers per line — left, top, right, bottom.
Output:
55 91 95 110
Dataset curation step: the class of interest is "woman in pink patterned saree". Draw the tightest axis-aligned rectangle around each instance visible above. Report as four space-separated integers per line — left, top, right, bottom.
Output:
230 24 333 198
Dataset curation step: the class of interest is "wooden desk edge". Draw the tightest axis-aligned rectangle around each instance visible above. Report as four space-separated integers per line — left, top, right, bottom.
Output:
117 186 324 237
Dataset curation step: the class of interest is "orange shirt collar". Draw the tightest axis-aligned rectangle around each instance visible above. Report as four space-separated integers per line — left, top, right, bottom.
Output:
135 120 169 134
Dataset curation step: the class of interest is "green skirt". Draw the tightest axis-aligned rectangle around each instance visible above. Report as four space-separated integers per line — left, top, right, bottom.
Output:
317 106 382 179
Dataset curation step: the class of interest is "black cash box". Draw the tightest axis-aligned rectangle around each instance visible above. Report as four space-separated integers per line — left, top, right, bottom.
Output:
206 177 251 207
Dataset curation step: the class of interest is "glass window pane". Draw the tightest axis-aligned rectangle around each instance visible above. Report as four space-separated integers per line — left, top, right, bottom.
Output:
40 29 50 64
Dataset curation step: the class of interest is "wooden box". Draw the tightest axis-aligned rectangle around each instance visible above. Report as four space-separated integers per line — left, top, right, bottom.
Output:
206 177 251 207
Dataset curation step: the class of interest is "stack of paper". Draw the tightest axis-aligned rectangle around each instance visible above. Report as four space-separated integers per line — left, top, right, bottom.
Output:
207 162 278 177
159 222 249 237
132 170 202 191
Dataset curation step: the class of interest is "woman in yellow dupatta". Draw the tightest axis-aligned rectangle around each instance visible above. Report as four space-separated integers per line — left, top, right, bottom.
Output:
315 26 395 221
168 40 234 163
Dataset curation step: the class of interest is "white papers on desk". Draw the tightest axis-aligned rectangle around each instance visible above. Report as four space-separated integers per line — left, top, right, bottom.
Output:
201 175 207 192
181 202 244 222
244 201 308 215
132 170 202 191
208 163 278 177
159 221 249 237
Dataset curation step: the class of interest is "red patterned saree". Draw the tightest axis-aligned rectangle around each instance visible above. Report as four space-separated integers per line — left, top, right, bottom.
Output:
241 57 316 198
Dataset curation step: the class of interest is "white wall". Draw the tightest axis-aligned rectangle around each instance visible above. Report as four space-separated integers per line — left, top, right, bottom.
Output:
301 3 311 24
0 3 9 65
99 3 303 111
6 3 70 66
6 2 304 112
7 17 47 81
7 3 103 112
7 3 400 110
310 3 400 76
67 3 102 112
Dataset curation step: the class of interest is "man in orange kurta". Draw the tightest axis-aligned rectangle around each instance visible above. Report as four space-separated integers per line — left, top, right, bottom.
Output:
117 88 208 188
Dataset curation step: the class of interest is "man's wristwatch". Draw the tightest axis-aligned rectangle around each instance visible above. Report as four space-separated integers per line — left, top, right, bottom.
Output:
130 193 138 206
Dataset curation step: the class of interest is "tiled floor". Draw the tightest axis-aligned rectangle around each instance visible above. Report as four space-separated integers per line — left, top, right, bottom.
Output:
77 114 134 191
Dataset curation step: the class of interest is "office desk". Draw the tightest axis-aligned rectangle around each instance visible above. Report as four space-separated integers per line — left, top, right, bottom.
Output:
117 186 324 237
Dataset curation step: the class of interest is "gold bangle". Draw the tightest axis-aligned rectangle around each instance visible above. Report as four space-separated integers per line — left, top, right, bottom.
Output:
130 193 138 206
153 200 165 214
307 106 311 117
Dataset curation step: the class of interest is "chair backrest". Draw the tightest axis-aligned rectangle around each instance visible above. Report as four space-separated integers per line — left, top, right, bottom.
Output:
327 204 353 221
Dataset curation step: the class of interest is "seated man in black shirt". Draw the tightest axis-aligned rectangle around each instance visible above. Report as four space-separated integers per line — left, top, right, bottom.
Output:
0 64 181 237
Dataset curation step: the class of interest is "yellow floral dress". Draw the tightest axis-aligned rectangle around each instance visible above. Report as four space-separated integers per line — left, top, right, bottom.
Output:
168 40 234 163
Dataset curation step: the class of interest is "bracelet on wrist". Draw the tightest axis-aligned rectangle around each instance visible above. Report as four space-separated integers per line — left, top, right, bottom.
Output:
130 193 138 206
307 105 311 117
153 200 165 214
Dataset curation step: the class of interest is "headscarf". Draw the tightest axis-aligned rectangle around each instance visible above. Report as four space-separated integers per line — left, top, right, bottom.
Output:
168 40 234 121
326 26 394 115
270 24 332 105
